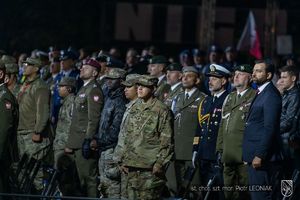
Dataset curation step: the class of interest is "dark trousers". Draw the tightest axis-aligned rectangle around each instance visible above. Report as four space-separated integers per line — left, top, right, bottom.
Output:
247 165 272 200
199 159 224 200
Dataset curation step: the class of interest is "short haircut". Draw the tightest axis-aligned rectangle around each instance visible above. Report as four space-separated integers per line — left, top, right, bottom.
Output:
255 58 275 79
280 65 299 81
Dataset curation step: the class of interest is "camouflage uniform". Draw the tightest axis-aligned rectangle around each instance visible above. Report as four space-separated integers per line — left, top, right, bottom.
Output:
122 75 174 200
53 77 76 167
112 74 141 199
96 68 127 198
17 57 51 191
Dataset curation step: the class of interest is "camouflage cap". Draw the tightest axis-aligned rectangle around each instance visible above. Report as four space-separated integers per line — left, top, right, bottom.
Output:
58 77 77 87
166 63 182 71
104 68 127 79
22 57 43 68
149 55 168 65
121 73 141 87
5 63 19 74
234 64 253 74
1 55 17 64
136 75 158 87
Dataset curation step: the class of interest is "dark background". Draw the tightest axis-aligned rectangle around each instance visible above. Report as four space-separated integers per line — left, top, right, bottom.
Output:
0 0 299 58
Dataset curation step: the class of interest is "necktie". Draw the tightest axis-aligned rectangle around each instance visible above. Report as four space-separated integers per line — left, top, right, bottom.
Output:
185 93 189 101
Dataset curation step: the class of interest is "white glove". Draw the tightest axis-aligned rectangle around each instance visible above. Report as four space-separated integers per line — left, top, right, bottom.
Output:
192 151 198 168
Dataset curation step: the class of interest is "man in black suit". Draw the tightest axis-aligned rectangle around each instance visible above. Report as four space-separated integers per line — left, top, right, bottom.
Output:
242 59 282 200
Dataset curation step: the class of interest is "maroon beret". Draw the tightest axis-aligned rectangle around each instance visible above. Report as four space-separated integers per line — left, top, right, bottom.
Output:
84 58 101 69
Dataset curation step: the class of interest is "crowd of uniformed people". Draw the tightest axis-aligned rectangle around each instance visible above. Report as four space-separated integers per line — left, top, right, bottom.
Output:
0 45 299 200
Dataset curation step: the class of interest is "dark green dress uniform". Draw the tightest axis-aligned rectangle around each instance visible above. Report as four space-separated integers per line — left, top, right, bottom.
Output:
66 79 104 197
0 82 19 194
164 82 184 108
155 75 171 101
216 88 256 200
166 87 205 196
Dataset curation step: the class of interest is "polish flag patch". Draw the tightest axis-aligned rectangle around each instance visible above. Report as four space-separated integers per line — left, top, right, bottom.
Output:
93 96 99 102
5 102 12 110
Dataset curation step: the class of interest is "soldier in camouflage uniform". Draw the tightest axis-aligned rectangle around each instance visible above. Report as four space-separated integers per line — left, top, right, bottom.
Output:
148 56 171 101
17 57 51 192
65 58 103 197
90 68 127 198
113 73 141 199
5 63 21 97
53 77 76 167
0 63 19 194
121 75 174 200
164 63 184 109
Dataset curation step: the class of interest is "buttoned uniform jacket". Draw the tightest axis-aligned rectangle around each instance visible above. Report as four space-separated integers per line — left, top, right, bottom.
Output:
164 83 184 108
155 76 171 101
193 91 229 161
216 88 256 164
0 83 19 162
173 89 206 160
66 79 104 149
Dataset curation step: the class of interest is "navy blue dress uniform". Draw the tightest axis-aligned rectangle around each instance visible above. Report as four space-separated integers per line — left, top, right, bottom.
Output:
192 64 230 199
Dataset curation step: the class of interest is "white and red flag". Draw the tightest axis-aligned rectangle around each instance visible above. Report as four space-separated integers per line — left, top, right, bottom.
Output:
237 11 262 59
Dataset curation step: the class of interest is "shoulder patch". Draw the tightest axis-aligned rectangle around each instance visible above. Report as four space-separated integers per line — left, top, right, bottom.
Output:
5 101 12 110
93 95 100 102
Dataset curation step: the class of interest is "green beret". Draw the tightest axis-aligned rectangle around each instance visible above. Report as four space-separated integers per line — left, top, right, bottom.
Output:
166 63 182 71
149 55 168 65
234 64 253 74
104 68 127 79
5 63 19 74
136 75 158 87
58 77 77 87
121 73 141 87
1 55 17 64
22 57 43 68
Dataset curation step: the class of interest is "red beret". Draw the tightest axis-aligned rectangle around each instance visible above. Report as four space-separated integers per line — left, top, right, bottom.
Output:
84 58 101 69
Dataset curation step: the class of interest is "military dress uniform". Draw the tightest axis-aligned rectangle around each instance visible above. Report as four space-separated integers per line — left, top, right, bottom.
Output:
166 66 206 196
216 64 255 200
0 79 19 194
164 63 184 108
53 77 76 167
121 75 174 200
193 64 230 200
66 75 103 197
149 56 171 101
155 75 171 101
5 63 21 97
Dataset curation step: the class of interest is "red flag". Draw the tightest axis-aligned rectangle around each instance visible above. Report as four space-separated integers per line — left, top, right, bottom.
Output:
237 11 262 59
